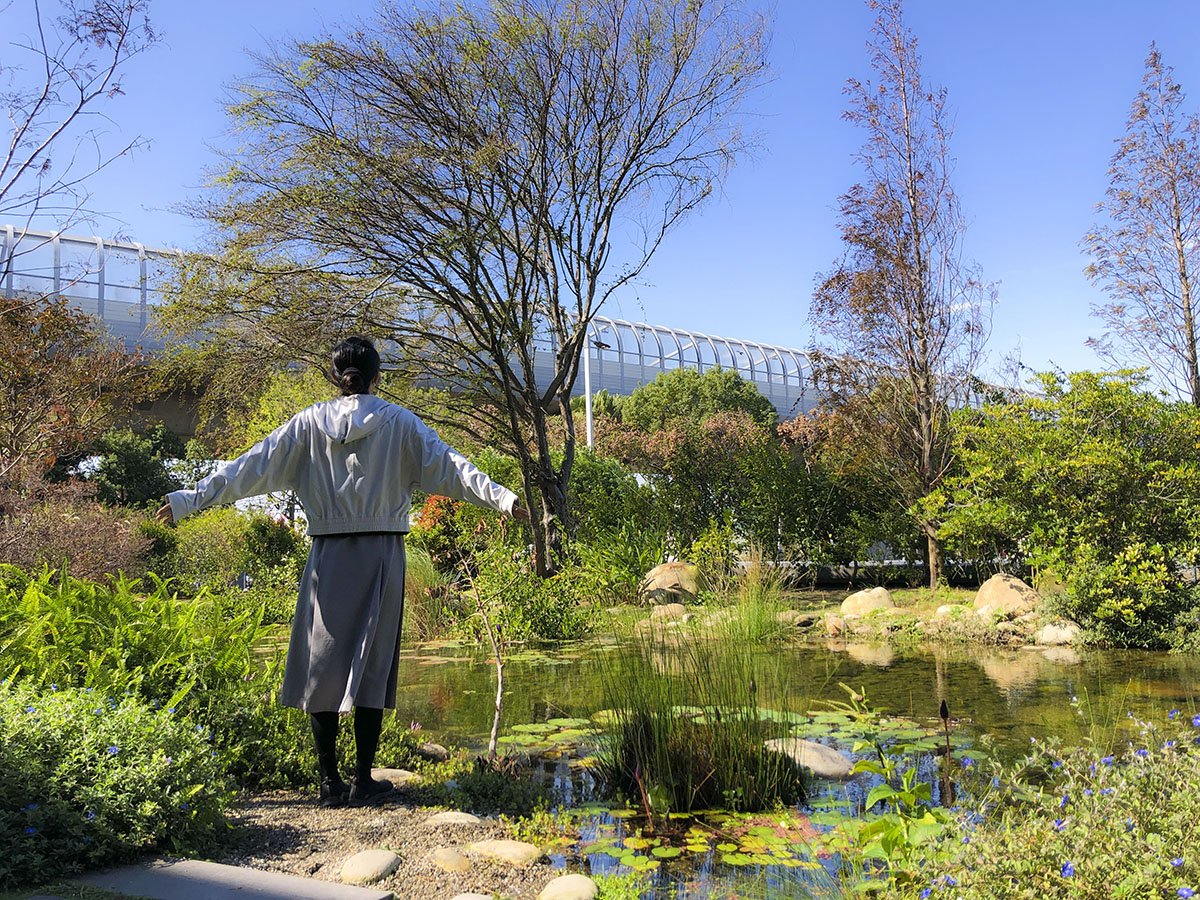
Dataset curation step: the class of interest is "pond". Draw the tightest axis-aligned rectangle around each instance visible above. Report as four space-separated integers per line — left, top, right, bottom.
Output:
387 636 1200 898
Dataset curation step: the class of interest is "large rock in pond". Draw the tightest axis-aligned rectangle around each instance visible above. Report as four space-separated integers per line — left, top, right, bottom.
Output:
639 562 701 604
973 574 1040 620
764 738 854 778
840 586 895 617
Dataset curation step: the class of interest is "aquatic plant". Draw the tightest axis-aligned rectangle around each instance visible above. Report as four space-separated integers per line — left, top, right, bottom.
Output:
596 634 807 816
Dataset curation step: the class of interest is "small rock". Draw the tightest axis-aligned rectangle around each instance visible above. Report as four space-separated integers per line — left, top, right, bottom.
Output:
974 574 1040 620
825 614 845 637
539 873 599 900
430 846 472 873
339 849 401 885
1036 622 1081 646
995 621 1022 635
467 838 546 867
840 586 895 617
426 810 483 826
764 738 854 778
934 604 960 618
416 741 451 762
650 602 688 621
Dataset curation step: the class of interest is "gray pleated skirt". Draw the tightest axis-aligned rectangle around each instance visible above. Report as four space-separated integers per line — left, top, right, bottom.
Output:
279 533 407 713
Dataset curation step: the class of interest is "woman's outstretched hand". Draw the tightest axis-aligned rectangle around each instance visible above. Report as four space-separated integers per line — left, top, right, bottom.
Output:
155 502 174 525
510 501 531 525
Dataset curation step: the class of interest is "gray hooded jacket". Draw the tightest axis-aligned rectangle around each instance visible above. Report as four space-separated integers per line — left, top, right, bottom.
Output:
166 394 518 534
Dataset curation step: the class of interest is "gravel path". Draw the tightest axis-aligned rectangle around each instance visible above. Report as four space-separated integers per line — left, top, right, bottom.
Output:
214 788 559 900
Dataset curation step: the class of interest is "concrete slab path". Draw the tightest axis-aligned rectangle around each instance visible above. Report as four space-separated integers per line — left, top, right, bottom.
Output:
74 858 395 900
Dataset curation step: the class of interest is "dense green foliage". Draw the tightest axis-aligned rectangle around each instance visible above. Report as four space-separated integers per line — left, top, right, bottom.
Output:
620 367 778 432
88 426 184 508
887 712 1200 899
0 681 228 888
930 371 1200 645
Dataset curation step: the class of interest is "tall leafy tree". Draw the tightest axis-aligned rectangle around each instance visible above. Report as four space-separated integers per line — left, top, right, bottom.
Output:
1085 45 1200 405
811 0 990 589
165 0 769 575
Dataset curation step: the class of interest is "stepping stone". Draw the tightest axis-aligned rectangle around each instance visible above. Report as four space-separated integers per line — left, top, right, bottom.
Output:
765 737 854 778
74 858 393 899
430 847 472 874
339 849 401 885
539 873 598 900
373 767 421 786
466 838 546 867
425 810 482 826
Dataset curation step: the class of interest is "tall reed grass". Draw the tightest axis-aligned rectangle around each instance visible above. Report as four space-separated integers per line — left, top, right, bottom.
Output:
403 544 455 640
722 543 791 643
596 632 807 814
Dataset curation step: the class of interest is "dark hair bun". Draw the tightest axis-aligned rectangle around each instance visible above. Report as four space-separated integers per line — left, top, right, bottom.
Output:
331 337 381 396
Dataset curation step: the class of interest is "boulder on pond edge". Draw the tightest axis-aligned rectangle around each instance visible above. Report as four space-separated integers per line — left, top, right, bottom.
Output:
764 738 854 778
339 849 401 885
1036 621 1081 646
840 586 895 617
974 574 1040 620
639 561 701 604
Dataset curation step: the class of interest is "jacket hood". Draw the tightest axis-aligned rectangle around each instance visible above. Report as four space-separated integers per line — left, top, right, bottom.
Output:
312 394 392 444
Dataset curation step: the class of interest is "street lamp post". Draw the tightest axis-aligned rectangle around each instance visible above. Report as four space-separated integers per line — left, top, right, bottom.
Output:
582 336 610 449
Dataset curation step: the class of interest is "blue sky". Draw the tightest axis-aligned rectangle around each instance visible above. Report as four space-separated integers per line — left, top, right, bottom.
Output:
12 0 1200 377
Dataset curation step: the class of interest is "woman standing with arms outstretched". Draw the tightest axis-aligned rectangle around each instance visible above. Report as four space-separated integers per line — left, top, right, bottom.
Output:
157 336 528 807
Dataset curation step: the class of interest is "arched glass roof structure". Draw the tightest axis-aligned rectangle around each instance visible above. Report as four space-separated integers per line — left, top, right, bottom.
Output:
2 226 818 415
580 316 815 415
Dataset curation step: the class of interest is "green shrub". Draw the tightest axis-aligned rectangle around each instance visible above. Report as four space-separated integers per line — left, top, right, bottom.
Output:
575 518 665 605
688 514 738 601
168 507 250 589
0 681 228 888
568 450 653 543
88 427 182 508
1061 542 1195 647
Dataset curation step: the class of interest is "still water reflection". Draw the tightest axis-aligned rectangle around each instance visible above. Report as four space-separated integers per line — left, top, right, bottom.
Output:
391 638 1200 760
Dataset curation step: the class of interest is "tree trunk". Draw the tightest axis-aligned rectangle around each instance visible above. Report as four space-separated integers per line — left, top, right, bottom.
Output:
925 527 942 591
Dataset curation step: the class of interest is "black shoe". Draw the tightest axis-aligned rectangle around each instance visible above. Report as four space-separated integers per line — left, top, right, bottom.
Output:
319 778 351 808
348 776 394 807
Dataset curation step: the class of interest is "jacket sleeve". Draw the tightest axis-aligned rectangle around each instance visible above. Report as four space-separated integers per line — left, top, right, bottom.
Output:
410 417 519 515
166 416 303 522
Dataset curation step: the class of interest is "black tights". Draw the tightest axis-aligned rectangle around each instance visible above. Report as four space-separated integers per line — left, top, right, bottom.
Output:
310 707 384 785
